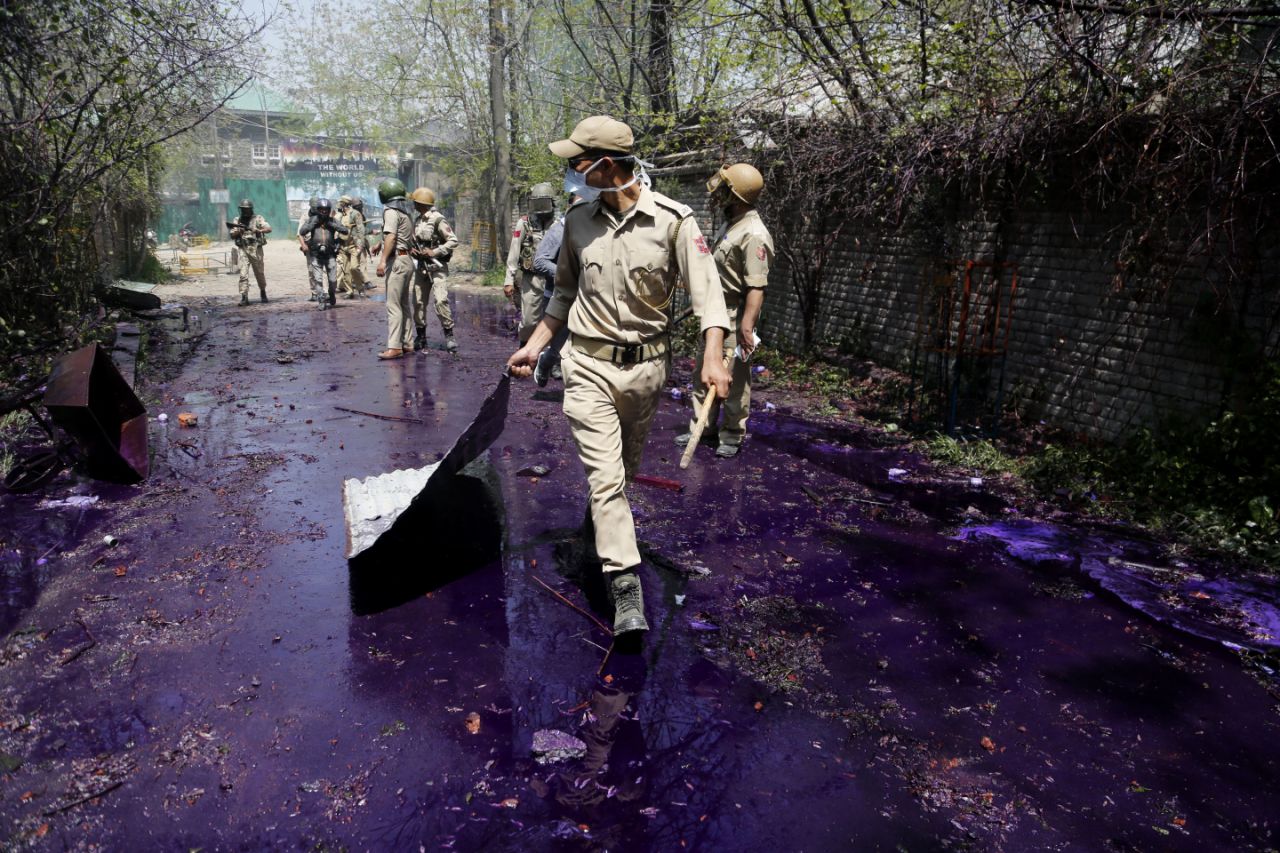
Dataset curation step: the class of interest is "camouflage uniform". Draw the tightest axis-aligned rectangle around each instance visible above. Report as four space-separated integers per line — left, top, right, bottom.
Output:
412 208 460 338
687 208 773 448
502 215 549 344
233 214 270 299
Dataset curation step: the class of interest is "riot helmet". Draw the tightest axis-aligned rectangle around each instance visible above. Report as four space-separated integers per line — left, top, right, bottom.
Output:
707 163 763 206
529 182 556 221
377 178 406 204
409 187 436 208
238 198 254 219
316 197 333 216
308 195 319 216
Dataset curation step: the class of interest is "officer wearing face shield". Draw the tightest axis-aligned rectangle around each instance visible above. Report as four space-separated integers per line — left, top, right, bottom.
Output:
506 115 732 637
676 163 774 458
502 182 558 345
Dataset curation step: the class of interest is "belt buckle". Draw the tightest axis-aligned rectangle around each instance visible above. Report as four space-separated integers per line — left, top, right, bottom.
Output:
614 343 641 365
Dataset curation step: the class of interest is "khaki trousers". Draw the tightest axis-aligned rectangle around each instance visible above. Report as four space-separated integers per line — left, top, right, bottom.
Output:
517 272 544 344
561 347 668 573
337 246 365 294
412 265 454 332
237 246 266 296
385 255 415 350
688 324 750 446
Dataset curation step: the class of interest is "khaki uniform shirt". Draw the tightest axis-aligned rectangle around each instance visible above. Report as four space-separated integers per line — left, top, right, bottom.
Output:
413 209 459 255
714 209 773 313
382 207 414 252
339 209 365 247
548 187 730 344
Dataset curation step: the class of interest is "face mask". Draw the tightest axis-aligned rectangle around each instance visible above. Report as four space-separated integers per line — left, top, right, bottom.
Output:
564 156 654 201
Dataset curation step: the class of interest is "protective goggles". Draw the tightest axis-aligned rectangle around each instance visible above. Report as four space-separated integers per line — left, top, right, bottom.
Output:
529 196 555 215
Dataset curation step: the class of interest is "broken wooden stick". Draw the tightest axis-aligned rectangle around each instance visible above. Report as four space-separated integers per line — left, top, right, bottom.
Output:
333 406 426 425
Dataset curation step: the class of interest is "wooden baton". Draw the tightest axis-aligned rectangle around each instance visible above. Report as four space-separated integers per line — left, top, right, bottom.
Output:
679 354 732 470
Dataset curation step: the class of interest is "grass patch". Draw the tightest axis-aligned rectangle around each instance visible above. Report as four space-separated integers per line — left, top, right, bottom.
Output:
480 266 506 288
925 434 1022 476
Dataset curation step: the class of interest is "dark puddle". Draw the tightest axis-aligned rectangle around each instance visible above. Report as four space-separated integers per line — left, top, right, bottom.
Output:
959 520 1280 653
348 462 505 615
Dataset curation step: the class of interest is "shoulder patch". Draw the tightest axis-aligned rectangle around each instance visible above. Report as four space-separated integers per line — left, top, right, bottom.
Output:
756 245 767 261
694 234 711 255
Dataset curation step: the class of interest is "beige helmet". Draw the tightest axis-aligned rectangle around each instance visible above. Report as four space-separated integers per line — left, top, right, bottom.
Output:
338 195 353 208
409 187 436 206
707 163 764 205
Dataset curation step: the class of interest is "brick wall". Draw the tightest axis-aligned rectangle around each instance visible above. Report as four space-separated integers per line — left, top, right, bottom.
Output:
653 169 1280 441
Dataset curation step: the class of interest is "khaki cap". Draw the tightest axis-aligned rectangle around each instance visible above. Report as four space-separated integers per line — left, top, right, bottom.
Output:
409 187 436 206
549 115 634 158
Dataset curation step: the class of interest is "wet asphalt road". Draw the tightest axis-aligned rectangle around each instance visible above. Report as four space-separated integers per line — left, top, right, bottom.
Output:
0 244 1278 850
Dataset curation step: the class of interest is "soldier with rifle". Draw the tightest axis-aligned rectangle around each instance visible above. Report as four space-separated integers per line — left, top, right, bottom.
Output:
229 198 272 305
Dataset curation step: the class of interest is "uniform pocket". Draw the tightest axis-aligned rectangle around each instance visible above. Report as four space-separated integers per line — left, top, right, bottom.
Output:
580 245 608 294
628 247 672 308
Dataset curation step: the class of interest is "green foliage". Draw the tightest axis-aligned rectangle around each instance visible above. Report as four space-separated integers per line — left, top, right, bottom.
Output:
481 267 507 288
134 252 171 285
926 434 1021 476
755 349 858 401
1022 363 1280 563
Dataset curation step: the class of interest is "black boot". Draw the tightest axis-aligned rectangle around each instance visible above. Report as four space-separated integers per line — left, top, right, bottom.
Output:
413 326 427 351
444 330 458 353
608 569 649 635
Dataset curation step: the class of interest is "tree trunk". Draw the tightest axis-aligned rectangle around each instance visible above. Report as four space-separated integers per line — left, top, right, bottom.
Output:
489 0 512 240
647 0 675 120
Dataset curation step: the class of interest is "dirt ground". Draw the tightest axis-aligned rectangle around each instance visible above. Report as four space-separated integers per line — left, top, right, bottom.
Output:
0 238 1278 850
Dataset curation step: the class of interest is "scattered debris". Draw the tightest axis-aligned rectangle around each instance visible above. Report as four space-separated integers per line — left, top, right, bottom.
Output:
532 730 587 765
37 496 99 510
517 464 550 477
464 712 481 735
177 412 198 428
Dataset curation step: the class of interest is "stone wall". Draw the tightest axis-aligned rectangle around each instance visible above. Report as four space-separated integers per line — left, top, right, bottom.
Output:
653 169 1280 441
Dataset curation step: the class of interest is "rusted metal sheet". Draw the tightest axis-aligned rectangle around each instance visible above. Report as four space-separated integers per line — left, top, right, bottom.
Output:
343 372 510 561
43 343 149 484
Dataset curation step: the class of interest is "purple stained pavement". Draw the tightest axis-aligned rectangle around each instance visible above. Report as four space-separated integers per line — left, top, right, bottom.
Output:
0 282 1278 850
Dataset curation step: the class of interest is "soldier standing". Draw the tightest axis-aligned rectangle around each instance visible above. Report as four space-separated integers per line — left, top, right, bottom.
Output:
408 188 460 353
298 198 349 310
230 198 272 305
502 183 557 346
507 116 732 636
375 179 416 360
336 196 367 298
676 164 773 458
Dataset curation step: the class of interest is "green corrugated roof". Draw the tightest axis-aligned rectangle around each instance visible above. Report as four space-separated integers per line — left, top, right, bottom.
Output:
223 82 303 116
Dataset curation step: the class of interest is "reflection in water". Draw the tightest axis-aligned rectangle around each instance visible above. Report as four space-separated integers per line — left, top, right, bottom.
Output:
531 639 649 815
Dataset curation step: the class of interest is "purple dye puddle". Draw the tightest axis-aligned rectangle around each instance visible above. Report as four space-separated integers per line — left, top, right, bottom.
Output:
959 520 1280 653
0 289 1277 850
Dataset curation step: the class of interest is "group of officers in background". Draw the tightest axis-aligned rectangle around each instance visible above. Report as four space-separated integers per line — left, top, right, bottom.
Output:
227 118 776 641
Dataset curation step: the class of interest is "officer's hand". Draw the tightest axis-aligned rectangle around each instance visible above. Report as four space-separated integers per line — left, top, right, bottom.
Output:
298 245 307 253
503 284 514 298
376 264 386 277
703 357 732 400
506 344 538 378
739 325 757 359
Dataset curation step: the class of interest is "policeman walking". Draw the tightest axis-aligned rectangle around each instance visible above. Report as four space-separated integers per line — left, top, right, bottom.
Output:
676 164 774 458
408 188 460 353
230 198 272 305
502 182 557 346
507 116 732 636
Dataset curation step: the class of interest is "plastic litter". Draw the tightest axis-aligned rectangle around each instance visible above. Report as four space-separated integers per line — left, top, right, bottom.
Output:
888 468 908 480
103 535 119 547
37 495 99 510
157 413 168 422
